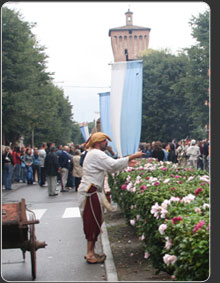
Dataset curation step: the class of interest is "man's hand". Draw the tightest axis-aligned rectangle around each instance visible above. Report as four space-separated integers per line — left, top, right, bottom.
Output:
128 160 139 167
128 151 144 161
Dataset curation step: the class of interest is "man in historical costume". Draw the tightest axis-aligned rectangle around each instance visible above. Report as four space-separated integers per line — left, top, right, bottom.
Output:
186 139 201 169
78 132 143 264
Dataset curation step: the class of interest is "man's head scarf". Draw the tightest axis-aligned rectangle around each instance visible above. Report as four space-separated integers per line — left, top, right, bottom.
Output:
85 132 112 148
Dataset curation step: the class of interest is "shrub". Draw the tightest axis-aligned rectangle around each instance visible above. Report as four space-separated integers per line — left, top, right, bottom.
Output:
108 158 210 281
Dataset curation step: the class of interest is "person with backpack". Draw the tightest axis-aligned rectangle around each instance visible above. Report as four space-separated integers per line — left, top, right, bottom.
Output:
44 146 61 196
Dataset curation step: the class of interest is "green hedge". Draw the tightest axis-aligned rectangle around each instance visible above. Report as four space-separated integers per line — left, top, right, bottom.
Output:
108 158 210 281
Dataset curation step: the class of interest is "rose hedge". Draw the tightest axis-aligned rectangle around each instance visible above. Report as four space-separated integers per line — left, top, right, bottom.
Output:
108 158 210 281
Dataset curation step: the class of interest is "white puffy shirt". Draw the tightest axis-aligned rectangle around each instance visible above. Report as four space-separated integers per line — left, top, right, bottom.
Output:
186 145 200 160
78 148 129 193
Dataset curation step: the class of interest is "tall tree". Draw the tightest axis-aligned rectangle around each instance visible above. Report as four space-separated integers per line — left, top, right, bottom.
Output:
2 7 52 144
2 7 82 146
140 10 209 142
183 10 210 138
140 50 190 142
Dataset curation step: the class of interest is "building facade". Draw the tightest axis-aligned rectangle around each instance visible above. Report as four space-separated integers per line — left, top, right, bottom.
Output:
109 9 151 62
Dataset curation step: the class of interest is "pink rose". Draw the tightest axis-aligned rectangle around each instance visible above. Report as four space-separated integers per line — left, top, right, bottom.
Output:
163 254 177 265
158 224 167 235
194 207 201 213
140 185 147 191
193 220 205 233
144 251 150 259
194 188 203 196
121 184 127 190
170 187 176 190
172 216 183 224
165 237 172 250
130 219 136 226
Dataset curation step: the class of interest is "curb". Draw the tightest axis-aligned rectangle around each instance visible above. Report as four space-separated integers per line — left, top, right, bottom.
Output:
101 221 118 282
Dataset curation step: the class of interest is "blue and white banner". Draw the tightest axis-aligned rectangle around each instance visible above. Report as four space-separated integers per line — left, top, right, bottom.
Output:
79 122 90 142
98 92 117 153
110 60 143 157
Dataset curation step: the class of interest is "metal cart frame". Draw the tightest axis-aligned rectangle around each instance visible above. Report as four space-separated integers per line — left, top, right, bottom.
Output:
2 198 47 280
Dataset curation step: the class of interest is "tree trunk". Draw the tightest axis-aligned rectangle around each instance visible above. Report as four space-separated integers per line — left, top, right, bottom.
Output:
32 128 34 148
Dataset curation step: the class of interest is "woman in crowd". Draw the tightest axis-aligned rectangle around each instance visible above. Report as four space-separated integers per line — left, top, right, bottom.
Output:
66 145 75 190
24 148 34 184
168 143 178 163
20 149 27 183
72 149 83 192
12 146 21 182
151 141 164 161
2 146 14 190
176 140 189 167
32 147 41 184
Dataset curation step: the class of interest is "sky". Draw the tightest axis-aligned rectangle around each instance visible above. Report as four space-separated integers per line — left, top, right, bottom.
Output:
4 1 209 123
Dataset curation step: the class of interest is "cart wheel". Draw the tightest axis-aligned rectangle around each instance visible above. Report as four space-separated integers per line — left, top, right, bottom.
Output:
29 215 37 280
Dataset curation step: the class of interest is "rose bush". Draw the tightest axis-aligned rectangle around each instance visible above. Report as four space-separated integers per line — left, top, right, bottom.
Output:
108 158 210 281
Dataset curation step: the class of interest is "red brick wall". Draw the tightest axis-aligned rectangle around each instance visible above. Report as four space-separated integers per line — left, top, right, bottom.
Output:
110 29 150 62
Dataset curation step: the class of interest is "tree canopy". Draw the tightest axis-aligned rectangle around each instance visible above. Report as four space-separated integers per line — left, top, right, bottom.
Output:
2 7 82 146
140 10 209 142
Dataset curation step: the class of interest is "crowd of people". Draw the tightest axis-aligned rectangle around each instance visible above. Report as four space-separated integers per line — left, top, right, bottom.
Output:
1 142 85 193
139 138 210 171
2 137 209 192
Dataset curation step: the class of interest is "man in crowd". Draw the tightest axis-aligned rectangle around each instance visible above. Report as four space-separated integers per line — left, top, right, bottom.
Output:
38 142 47 187
44 146 61 196
58 145 72 192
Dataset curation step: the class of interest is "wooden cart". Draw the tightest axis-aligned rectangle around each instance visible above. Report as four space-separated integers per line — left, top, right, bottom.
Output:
2 198 47 280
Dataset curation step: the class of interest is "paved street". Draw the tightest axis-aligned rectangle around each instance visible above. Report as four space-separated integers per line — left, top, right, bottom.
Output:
2 183 107 281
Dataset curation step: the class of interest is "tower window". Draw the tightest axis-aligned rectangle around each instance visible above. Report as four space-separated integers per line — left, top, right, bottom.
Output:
124 49 128 61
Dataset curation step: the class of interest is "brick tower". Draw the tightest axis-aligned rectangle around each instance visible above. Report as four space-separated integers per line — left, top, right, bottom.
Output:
109 9 151 62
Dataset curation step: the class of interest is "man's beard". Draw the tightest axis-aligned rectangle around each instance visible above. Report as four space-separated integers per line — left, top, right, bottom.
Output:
100 143 107 151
